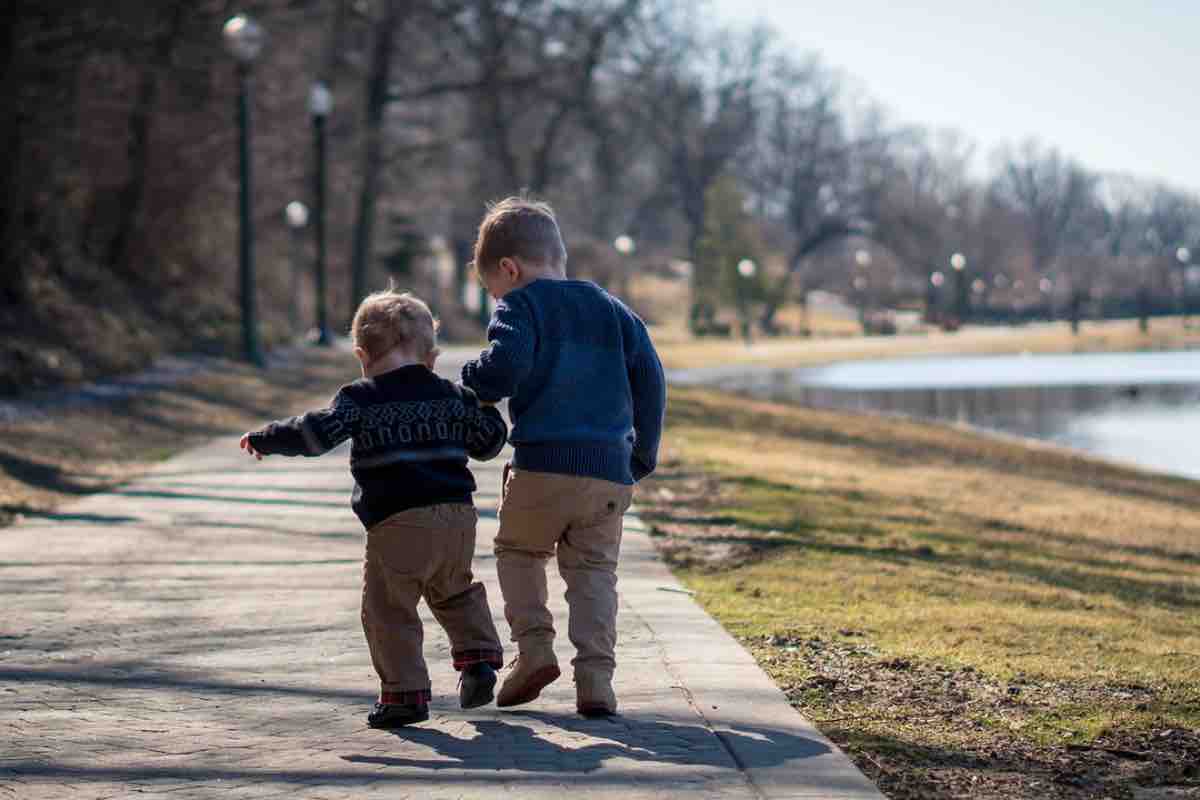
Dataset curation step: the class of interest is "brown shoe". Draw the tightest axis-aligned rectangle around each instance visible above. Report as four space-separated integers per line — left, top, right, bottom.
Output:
497 649 560 708
575 672 617 717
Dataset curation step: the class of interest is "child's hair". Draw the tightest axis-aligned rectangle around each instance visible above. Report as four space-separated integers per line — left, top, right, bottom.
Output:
351 285 439 361
471 195 567 274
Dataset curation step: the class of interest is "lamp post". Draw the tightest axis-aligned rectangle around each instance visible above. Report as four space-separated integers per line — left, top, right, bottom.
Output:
223 13 266 366
1037 276 1054 320
736 258 757 344
1179 247 1194 327
614 234 635 301
309 81 333 345
853 249 872 329
928 270 945 325
950 252 967 325
284 201 309 335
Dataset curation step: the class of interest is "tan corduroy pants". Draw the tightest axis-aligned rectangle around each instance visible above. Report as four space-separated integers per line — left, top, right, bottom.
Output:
494 465 634 680
362 503 503 703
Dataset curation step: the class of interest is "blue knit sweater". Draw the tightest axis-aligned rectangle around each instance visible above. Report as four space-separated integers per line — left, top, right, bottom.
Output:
461 279 666 485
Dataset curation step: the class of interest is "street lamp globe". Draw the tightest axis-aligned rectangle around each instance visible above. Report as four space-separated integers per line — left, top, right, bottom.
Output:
614 235 635 256
950 252 966 271
853 276 868 291
1179 247 1192 265
854 249 871 268
930 271 945 287
737 259 757 278
1039 277 1054 294
222 14 266 64
309 81 333 117
285 201 309 229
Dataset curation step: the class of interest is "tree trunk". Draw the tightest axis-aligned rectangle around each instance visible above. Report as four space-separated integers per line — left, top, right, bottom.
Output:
759 277 792 335
321 0 348 83
107 4 186 274
760 222 862 334
348 0 399 315
0 4 24 303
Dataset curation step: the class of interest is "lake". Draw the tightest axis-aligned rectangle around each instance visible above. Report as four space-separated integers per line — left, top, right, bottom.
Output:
670 350 1200 481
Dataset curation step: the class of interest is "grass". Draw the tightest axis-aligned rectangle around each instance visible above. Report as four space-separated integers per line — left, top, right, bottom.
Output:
0 346 356 528
637 386 1200 798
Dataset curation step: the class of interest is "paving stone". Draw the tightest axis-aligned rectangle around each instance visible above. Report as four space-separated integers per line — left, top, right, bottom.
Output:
0 352 881 799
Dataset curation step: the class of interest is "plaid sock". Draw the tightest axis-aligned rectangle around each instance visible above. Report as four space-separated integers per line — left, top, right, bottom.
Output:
452 648 504 671
379 688 431 706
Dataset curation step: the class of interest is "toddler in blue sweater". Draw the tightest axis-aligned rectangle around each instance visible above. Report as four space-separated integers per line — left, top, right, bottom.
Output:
461 197 666 716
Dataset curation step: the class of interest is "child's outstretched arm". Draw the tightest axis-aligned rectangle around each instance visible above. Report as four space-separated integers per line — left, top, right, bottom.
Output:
460 385 508 462
627 321 667 482
461 295 535 403
240 389 360 459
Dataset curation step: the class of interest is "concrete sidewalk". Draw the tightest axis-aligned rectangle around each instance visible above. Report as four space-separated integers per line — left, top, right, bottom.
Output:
0 377 881 798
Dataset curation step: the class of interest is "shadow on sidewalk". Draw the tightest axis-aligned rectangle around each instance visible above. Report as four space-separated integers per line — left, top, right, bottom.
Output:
0 506 140 524
342 711 829 772
5 714 832 788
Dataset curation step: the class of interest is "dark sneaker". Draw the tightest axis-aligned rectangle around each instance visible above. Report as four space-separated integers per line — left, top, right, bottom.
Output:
367 702 429 728
458 662 498 709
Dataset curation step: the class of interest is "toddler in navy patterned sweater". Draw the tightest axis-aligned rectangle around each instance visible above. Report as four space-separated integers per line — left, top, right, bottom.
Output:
240 289 507 728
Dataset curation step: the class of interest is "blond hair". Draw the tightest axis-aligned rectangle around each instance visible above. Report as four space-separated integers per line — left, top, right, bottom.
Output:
471 195 567 275
350 287 439 361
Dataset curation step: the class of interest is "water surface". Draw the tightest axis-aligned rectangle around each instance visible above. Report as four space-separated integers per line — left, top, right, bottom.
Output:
671 350 1200 480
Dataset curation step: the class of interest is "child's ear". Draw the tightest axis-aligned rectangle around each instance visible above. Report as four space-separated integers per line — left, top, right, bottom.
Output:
499 256 520 283
425 347 439 370
353 345 370 367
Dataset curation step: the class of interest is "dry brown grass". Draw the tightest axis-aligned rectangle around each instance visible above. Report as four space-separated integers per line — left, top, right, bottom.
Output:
0 347 356 527
638 387 1200 798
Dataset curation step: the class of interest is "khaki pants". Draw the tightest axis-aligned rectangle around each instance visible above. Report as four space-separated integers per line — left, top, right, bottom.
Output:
495 465 634 680
362 503 503 703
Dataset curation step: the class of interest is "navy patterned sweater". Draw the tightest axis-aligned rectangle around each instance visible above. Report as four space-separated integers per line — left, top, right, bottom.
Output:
461 278 666 485
246 364 507 529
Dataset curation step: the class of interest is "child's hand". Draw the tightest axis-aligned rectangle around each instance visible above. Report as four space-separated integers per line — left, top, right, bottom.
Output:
239 434 264 461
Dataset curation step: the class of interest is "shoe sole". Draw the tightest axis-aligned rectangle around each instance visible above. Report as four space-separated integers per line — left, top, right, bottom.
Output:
496 665 561 708
578 705 619 724
460 672 497 710
367 709 430 729
577 703 617 718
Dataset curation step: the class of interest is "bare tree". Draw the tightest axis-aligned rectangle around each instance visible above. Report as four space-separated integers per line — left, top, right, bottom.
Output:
1141 184 1200 319
0 4 26 304
348 0 401 311
106 3 191 274
746 56 908 332
993 140 1096 331
635 25 767 316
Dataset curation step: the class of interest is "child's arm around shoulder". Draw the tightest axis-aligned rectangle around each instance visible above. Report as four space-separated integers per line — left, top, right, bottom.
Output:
459 384 508 462
240 386 362 460
461 294 536 403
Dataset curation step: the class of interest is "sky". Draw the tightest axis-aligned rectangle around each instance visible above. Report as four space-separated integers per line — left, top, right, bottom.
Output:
708 0 1200 193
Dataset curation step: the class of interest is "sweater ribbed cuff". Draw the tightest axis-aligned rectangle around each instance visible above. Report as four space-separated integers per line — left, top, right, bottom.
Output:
512 443 634 485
